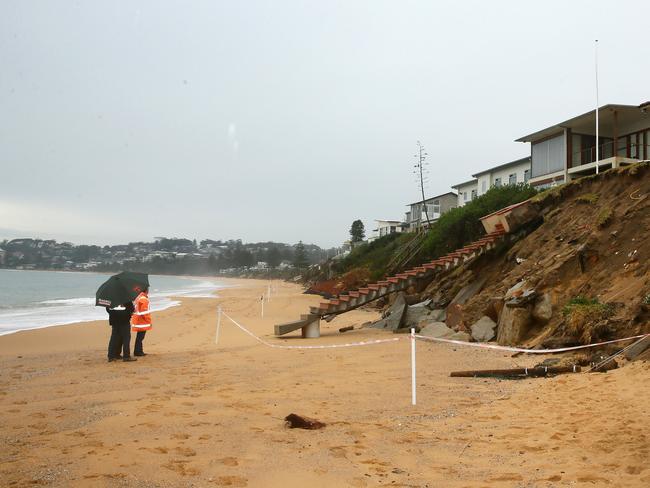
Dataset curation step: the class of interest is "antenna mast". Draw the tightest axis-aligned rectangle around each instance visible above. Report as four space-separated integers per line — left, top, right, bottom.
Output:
595 39 600 174
413 141 431 230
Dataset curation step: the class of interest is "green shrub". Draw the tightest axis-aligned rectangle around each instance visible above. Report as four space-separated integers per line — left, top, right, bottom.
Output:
415 184 537 262
575 193 599 204
562 296 614 343
332 184 537 281
596 207 612 228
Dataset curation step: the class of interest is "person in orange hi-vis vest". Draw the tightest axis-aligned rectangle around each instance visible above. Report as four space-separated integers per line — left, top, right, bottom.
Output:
131 287 152 356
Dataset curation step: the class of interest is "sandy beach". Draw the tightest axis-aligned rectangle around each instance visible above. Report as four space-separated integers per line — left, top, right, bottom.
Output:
0 278 648 487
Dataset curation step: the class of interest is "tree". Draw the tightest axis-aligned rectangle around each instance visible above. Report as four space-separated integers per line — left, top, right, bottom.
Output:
207 253 218 272
293 241 309 269
350 220 365 243
265 246 282 268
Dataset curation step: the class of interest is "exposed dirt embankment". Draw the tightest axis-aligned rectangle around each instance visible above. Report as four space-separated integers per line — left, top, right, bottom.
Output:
423 163 650 347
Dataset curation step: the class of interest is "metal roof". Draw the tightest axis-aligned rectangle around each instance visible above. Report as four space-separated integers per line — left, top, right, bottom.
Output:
515 103 642 142
406 192 457 206
451 178 477 189
471 156 531 178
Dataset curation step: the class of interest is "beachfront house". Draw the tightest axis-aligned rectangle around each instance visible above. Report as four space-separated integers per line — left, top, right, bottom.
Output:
452 157 532 207
451 179 478 207
406 192 457 231
516 102 650 189
369 219 406 242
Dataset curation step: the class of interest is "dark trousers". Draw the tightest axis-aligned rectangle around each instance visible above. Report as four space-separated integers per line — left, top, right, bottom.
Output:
108 323 131 359
134 331 146 355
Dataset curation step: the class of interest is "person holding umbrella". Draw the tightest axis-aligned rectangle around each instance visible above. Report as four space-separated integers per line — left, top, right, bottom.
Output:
96 272 150 361
106 301 136 362
131 287 152 356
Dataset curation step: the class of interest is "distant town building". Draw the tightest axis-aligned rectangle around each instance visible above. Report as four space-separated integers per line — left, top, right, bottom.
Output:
369 219 406 241
405 192 458 231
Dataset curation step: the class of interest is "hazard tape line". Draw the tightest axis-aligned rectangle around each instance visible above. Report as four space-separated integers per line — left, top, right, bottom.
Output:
413 333 650 354
220 311 400 350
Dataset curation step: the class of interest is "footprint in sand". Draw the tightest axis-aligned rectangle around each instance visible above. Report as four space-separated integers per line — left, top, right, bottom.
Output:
219 457 239 466
172 433 190 440
212 475 247 486
175 446 196 457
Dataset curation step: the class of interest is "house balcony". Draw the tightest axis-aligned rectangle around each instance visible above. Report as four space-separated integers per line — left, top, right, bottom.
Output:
568 141 648 178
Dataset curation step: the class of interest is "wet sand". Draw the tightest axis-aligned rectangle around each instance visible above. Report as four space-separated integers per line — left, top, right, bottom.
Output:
0 278 648 487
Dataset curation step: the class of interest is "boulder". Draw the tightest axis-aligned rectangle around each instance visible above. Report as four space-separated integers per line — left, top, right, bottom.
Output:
532 293 553 323
445 303 467 332
403 304 446 329
369 292 407 331
429 309 446 322
471 316 497 342
484 297 504 323
497 306 532 346
419 322 454 339
450 276 488 306
449 331 472 342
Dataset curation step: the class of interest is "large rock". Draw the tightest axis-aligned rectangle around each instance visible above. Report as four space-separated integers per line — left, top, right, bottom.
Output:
445 303 467 332
403 304 446 329
449 331 472 342
532 293 553 323
497 306 532 345
369 292 407 331
471 316 497 342
484 297 504 323
450 276 488 306
419 322 454 339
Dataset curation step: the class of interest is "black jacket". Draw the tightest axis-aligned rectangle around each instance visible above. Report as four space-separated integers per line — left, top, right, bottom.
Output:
106 303 135 326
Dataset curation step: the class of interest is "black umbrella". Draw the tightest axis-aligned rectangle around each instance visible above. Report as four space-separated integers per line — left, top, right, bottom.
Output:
96 271 150 308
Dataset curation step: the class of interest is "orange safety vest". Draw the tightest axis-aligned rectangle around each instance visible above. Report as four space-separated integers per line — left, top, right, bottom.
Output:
131 292 152 332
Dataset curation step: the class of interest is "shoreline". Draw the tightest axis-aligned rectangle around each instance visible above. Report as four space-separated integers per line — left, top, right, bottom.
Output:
0 278 648 487
0 272 236 338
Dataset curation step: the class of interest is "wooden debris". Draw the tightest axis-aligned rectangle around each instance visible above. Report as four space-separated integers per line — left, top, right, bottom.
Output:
338 325 354 333
450 365 581 378
284 413 326 430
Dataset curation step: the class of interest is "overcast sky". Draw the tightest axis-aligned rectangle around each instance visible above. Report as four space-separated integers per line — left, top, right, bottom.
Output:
1 1 649 248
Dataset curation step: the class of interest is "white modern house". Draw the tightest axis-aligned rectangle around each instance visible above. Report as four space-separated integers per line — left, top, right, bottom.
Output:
405 192 458 231
516 102 650 189
452 156 531 207
369 219 406 241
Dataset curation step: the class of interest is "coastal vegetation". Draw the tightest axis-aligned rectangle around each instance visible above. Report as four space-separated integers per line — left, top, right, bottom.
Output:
0 237 336 277
331 184 537 281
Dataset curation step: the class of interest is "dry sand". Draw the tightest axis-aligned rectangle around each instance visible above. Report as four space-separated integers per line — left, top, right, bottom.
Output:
0 278 648 487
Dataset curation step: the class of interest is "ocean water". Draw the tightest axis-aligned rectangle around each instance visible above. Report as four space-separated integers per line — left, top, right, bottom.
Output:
0 269 226 336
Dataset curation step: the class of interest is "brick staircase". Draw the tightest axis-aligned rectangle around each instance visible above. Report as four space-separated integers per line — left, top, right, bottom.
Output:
306 224 507 318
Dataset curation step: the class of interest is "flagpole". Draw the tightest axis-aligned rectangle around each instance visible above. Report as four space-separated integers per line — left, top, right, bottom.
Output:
595 39 600 174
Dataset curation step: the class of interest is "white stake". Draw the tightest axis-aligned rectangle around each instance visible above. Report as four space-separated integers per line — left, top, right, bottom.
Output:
215 306 222 345
595 39 600 174
261 295 265 318
267 283 271 302
411 328 417 406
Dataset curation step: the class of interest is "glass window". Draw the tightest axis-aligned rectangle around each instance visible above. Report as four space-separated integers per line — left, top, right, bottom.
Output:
532 135 565 177
471 189 477 199
494 177 502 187
509 173 517 185
630 133 638 159
524 169 530 182
481 180 487 192
463 192 467 201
